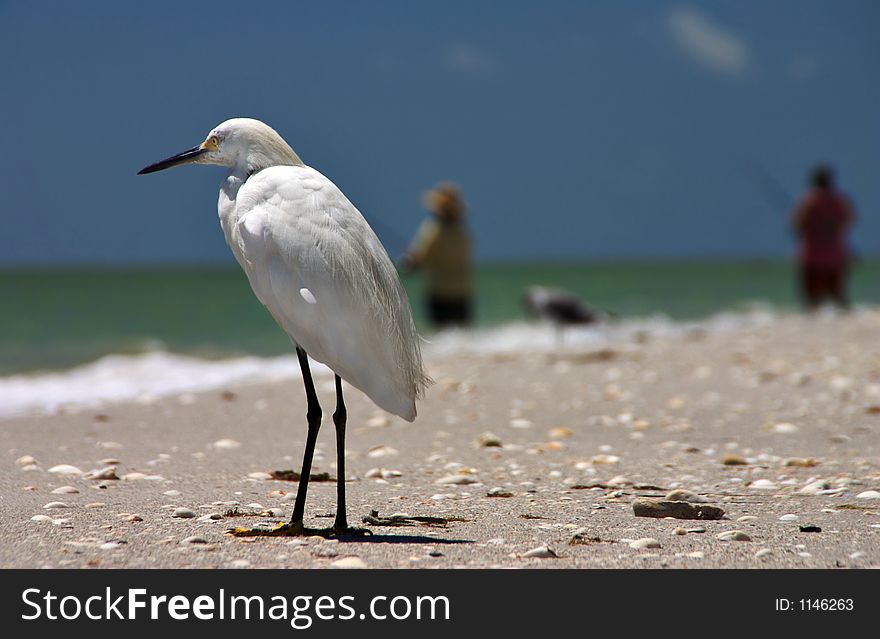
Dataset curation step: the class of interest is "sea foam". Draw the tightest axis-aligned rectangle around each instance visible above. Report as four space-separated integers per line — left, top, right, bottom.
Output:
0 351 330 419
0 306 789 419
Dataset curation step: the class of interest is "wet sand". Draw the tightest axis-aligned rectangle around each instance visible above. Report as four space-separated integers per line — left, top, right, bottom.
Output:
2 311 879 568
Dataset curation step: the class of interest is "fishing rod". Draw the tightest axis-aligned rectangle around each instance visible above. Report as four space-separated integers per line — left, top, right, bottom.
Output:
741 157 794 213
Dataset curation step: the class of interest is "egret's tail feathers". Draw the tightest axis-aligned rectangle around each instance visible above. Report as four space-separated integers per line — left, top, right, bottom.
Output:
416 371 433 399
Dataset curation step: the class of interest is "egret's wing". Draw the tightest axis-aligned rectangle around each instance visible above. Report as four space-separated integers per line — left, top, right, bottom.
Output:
231 165 426 420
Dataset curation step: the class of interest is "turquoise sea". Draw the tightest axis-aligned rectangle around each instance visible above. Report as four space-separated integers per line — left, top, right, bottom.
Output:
2 259 878 375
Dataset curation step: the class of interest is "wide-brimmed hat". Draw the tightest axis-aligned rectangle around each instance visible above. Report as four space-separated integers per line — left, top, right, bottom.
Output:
424 182 465 219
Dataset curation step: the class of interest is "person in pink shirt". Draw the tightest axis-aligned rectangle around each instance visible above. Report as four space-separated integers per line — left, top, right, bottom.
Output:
790 165 856 310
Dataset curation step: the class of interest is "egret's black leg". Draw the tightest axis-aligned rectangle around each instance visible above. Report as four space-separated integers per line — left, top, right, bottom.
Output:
290 346 322 525
332 374 348 531
228 351 367 538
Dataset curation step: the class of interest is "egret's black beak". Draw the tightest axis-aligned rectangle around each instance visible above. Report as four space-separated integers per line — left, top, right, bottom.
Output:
137 145 208 175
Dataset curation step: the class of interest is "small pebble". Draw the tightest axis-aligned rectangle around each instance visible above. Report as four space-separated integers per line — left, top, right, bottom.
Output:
629 537 661 549
331 557 367 569
772 422 798 434
435 474 477 485
247 472 273 481
779 514 799 522
476 432 503 447
47 465 83 476
52 486 79 494
197 513 223 522
43 502 70 509
749 479 778 490
367 445 399 459
800 479 830 495
487 487 514 498
16 455 37 466
722 454 747 466
509 419 533 429
212 438 242 450
181 536 209 545
31 515 53 522
172 508 197 519
755 548 772 558
84 466 119 480
717 530 751 542
784 457 819 468
522 545 559 558
122 472 164 481
855 490 880 500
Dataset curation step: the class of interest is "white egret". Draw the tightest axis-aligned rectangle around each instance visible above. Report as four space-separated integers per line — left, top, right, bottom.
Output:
138 118 429 536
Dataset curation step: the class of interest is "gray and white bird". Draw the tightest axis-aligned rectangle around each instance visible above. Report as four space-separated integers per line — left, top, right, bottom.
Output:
139 118 428 536
522 286 604 346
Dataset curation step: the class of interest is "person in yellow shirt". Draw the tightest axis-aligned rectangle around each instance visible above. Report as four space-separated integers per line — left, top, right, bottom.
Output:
402 182 474 328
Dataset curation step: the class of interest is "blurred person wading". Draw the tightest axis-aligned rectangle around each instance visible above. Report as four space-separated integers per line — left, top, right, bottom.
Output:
403 182 474 328
790 165 856 310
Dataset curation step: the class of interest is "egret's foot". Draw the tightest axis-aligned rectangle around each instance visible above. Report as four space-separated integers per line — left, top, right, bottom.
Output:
227 521 306 537
227 521 371 538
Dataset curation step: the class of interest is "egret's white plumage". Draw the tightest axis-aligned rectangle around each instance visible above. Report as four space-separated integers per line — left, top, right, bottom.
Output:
145 118 427 419
215 127 427 419
139 118 428 533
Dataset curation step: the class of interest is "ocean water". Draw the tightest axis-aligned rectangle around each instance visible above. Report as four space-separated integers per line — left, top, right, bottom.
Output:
2 260 877 417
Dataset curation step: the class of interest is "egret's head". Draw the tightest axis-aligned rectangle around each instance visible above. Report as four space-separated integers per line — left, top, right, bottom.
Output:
138 118 302 176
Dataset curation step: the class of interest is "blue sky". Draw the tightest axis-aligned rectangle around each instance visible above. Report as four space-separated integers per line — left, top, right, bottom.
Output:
0 1 877 264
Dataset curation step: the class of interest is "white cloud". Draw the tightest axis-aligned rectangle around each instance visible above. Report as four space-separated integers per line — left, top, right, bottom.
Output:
667 7 748 75
444 43 498 75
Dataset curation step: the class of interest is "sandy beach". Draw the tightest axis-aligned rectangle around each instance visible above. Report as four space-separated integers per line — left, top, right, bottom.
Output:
2 310 879 569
